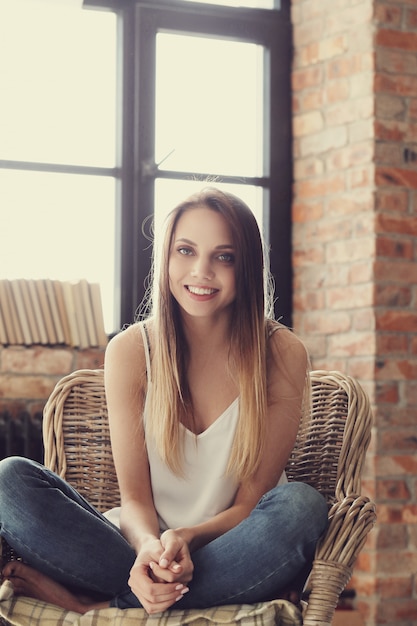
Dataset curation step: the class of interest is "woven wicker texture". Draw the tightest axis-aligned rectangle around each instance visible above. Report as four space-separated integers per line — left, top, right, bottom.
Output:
37 368 376 625
43 369 119 512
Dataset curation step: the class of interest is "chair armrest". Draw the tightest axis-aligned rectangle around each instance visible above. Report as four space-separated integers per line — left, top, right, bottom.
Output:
303 495 376 626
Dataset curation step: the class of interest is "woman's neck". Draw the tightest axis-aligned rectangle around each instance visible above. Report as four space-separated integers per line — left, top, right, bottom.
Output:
180 311 233 354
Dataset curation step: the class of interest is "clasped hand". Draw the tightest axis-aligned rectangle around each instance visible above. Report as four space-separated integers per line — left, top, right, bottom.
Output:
128 529 194 614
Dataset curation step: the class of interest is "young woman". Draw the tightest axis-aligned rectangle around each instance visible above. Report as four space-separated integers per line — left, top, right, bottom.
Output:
0 188 328 615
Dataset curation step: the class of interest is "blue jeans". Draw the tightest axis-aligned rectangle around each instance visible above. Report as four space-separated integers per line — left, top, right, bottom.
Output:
0 456 328 610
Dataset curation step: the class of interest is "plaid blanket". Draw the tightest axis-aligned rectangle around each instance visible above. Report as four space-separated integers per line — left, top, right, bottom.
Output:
0 581 302 626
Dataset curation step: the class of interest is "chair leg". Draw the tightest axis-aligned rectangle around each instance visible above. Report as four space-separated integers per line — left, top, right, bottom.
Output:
303 559 352 626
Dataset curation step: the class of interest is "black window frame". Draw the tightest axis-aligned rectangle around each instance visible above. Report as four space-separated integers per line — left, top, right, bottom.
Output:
85 0 293 330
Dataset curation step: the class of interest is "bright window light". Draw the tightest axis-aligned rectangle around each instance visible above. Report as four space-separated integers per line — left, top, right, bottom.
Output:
0 1 117 333
155 33 264 179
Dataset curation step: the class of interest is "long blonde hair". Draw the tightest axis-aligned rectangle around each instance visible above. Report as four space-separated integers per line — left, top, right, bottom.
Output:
143 187 276 481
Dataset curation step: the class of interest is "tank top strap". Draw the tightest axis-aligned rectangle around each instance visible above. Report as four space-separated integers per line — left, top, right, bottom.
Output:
139 322 152 383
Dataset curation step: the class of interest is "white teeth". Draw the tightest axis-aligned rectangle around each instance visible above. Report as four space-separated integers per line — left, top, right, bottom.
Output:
188 286 216 295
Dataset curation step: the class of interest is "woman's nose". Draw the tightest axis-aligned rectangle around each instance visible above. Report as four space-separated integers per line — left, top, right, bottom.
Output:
191 257 214 280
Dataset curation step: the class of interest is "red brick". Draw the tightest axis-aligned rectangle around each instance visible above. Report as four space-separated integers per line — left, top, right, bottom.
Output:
376 93 407 119
349 262 374 286
295 174 346 198
292 65 323 91
376 454 417 476
292 289 325 312
346 357 376 380
375 381 399 403
375 357 417 380
349 165 374 189
327 54 367 80
407 8 417 28
0 347 73 376
376 310 417 332
349 118 374 143
376 28 417 51
327 284 374 309
295 88 324 112
376 213 417 236
375 141 403 166
293 110 323 137
377 576 413 599
298 125 348 157
375 259 417 283
303 311 352 335
376 598 417 624
376 236 414 259
353 575 378 597
74 349 105 370
375 119 408 142
376 333 409 354
292 18 324 47
409 524 417 549
294 157 324 180
293 245 325 266
325 97 373 127
0 374 59 400
380 429 417 453
325 3 373 34
405 381 417 405
376 163 417 189
328 331 375 357
376 47 417 75
352 308 375 330
326 237 374 264
376 524 408 550
375 72 417 97
327 193 374 216
375 285 412 307
376 189 409 212
378 405 417 428
375 4 403 27
292 199 323 222
326 141 374 171
324 79 350 104
410 98 417 120
377 544 417 576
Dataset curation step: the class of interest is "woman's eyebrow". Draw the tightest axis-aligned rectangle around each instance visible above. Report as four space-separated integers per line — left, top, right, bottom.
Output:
175 238 234 250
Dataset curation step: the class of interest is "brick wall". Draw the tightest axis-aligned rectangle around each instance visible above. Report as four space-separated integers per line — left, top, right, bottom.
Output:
291 1 417 625
0 345 105 457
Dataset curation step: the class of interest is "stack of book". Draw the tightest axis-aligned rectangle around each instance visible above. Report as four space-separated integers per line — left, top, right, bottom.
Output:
0 279 108 348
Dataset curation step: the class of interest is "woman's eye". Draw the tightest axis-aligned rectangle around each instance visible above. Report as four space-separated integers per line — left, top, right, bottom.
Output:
178 246 193 256
218 253 235 263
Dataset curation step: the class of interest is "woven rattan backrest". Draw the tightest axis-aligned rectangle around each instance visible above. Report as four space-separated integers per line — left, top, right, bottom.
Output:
43 369 119 512
285 370 372 505
43 368 372 512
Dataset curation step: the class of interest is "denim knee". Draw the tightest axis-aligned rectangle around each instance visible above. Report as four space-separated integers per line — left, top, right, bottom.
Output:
0 456 34 489
283 481 329 537
259 481 328 540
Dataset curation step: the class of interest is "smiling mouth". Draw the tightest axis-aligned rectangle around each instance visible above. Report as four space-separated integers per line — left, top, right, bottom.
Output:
186 286 218 296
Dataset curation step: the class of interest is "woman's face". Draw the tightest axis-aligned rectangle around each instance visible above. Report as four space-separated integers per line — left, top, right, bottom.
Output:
168 206 236 321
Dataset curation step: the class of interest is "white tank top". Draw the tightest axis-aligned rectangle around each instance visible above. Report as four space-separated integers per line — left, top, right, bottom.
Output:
104 323 286 531
140 324 240 531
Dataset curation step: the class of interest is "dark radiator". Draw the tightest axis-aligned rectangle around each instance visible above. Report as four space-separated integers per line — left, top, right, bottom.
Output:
0 411 43 463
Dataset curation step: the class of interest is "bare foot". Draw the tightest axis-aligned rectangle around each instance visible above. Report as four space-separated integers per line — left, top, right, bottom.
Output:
2 561 109 614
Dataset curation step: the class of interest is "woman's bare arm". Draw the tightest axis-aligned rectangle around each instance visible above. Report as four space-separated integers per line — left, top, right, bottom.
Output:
104 324 160 548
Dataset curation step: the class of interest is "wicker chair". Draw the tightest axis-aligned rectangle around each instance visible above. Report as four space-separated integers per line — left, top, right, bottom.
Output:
2 369 376 625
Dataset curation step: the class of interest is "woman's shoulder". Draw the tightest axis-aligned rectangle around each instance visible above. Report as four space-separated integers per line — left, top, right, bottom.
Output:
266 320 309 370
105 321 151 374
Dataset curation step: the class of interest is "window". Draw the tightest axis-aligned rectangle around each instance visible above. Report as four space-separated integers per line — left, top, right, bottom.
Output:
1 0 292 333
0 1 117 333
100 0 293 328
